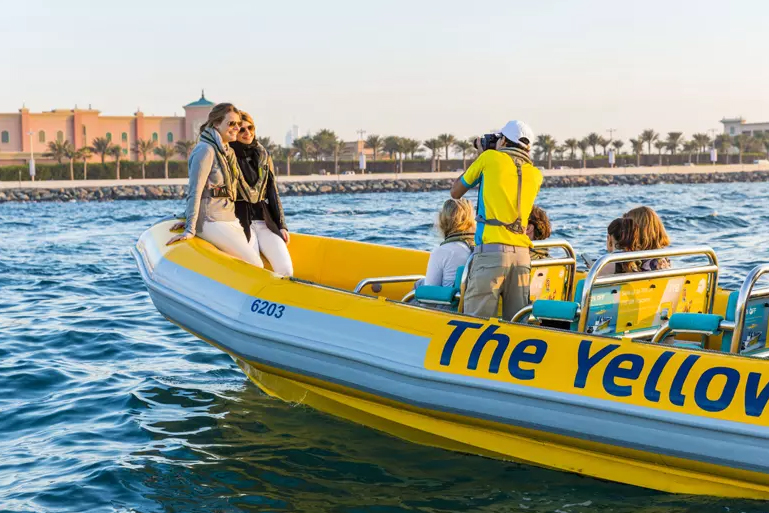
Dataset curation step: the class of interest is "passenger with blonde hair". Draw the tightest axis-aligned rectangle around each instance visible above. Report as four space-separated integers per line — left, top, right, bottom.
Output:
168 103 263 266
421 198 476 287
624 206 671 271
231 111 293 276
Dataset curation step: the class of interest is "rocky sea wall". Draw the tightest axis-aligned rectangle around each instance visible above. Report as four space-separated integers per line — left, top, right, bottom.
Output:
2 171 769 203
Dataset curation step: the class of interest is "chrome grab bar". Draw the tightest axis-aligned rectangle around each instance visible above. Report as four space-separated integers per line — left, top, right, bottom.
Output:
730 264 769 353
354 275 425 295
651 320 735 345
511 305 533 323
577 246 719 334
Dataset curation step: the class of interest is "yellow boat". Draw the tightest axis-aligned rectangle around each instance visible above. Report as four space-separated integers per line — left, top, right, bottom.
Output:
132 218 769 499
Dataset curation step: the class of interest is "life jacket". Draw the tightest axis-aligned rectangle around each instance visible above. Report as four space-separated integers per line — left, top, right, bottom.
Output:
235 141 274 204
474 148 534 235
199 128 239 202
441 231 476 251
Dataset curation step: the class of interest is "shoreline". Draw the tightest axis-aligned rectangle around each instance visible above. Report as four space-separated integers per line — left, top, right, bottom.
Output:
1 165 768 203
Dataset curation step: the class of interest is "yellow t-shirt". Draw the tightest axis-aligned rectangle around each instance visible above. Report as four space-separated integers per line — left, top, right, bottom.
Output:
460 150 543 247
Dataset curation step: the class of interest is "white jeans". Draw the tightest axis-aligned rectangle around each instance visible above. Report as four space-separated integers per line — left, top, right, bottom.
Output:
199 220 263 267
248 221 294 276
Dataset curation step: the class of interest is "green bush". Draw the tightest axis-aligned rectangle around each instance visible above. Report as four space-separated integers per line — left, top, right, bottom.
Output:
0 161 189 181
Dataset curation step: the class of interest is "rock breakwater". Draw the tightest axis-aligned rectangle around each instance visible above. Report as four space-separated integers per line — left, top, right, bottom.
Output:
1 171 768 203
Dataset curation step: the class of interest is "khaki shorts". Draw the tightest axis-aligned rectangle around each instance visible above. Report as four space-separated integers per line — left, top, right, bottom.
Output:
463 246 531 320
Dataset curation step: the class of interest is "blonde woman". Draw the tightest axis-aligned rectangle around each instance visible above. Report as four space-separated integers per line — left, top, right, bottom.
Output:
230 111 293 276
167 103 262 266
422 198 476 287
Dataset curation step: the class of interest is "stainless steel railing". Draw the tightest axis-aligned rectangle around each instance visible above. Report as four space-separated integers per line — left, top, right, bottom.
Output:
730 264 769 353
353 275 425 295
576 246 719 335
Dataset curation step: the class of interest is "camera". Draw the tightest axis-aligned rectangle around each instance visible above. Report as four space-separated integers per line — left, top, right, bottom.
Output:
479 133 501 151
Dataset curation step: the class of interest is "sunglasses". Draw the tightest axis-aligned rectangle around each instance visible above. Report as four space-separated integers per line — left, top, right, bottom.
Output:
227 120 240 128
239 125 255 134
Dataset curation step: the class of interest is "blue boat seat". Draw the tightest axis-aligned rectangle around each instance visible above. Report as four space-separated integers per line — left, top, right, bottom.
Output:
524 279 584 328
414 265 465 309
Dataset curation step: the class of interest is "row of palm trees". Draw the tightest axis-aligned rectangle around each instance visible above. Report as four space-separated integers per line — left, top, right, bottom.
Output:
532 130 769 169
44 138 197 180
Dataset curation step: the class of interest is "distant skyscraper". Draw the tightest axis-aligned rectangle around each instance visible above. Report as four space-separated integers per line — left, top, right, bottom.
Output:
284 124 300 147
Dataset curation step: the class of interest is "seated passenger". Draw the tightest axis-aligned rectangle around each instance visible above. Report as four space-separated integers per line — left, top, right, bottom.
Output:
606 217 642 274
421 198 476 287
527 205 552 260
624 206 671 270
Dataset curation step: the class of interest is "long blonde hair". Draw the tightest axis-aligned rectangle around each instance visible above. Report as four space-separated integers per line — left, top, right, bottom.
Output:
437 198 475 237
624 206 670 250
200 103 239 134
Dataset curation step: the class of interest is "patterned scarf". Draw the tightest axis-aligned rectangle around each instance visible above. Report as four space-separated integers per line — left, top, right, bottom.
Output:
200 127 240 202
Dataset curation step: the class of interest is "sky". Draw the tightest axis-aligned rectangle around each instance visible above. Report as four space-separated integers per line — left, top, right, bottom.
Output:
2 0 769 145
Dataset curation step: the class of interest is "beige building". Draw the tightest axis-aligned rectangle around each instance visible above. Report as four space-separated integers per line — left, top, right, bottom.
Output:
0 92 215 165
721 117 769 137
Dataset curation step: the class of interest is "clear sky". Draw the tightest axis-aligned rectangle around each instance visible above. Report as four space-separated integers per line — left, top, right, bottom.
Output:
3 0 768 145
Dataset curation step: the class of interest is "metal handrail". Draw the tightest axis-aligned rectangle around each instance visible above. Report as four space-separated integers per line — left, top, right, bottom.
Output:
353 275 425 295
576 246 719 334
651 320 735 345
511 305 534 323
731 264 769 353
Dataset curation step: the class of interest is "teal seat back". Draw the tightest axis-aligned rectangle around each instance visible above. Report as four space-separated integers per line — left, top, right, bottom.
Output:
454 265 465 290
722 290 769 354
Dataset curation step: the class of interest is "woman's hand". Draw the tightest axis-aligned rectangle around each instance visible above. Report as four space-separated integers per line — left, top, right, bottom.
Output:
280 229 290 244
170 221 185 232
167 232 194 246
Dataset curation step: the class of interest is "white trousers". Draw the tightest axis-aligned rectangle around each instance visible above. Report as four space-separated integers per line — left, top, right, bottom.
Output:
199 220 263 267
248 221 294 277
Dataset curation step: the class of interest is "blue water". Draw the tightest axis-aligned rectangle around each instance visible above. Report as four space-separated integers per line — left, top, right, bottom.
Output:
1 182 768 513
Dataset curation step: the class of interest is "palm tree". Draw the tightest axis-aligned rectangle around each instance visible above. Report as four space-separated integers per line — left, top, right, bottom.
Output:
382 136 401 161
437 133 456 161
665 132 684 155
64 146 80 180
423 138 442 172
292 136 316 161
133 138 157 179
153 144 176 179
332 138 346 175
584 133 600 156
312 129 338 160
654 140 666 166
108 144 122 179
365 135 383 161
555 145 566 161
174 140 195 161
535 134 557 169
577 139 589 168
611 140 624 154
691 133 711 164
734 133 753 164
79 147 92 179
597 136 611 156
715 134 732 164
453 140 474 170
45 140 71 164
629 138 643 166
564 138 578 162
401 138 422 160
641 129 658 155
258 136 278 155
91 137 111 164
683 140 698 164
275 146 297 176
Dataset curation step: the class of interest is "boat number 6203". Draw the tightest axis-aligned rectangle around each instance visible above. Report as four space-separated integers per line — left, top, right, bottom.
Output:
250 299 285 318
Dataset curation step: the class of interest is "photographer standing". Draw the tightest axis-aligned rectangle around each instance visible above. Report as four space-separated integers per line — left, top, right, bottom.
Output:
450 120 543 319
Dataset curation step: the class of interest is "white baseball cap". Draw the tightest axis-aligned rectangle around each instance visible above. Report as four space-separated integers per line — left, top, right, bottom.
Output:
499 120 534 149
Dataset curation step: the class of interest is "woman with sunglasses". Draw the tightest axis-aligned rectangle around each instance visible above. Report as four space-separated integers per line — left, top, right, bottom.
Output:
167 103 262 266
230 111 293 276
